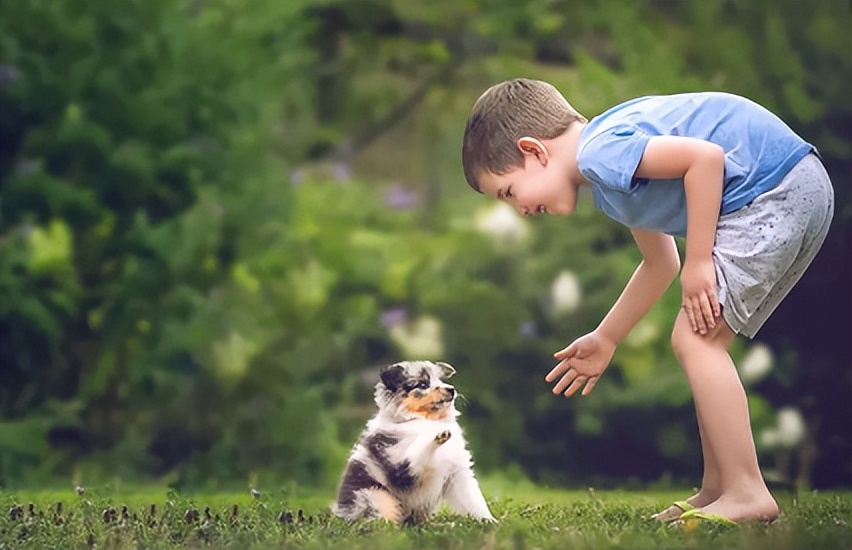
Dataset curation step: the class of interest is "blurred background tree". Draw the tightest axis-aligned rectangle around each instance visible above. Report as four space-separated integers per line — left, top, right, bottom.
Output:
0 0 848 491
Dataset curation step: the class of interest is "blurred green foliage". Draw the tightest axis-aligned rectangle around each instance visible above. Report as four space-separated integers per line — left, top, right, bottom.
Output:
0 0 849 490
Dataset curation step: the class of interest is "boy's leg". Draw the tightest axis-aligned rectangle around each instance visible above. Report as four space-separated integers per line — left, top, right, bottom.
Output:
655 153 831 522
669 311 779 522
652 319 732 521
652 418 723 520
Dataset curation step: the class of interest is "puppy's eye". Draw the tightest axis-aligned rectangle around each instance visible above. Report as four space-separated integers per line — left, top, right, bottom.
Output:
417 380 430 390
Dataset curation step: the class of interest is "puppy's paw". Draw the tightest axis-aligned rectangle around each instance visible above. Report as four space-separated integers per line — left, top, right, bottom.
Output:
434 430 451 445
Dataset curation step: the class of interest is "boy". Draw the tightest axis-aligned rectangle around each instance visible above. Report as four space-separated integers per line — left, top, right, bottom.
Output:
462 79 834 524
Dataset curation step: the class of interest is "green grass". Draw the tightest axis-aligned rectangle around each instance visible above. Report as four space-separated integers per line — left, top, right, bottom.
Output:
1 482 849 549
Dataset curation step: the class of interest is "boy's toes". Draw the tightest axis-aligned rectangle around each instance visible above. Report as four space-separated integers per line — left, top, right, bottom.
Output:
651 507 681 522
435 430 451 445
651 501 695 522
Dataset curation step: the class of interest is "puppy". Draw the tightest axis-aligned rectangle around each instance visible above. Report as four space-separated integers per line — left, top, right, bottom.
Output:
333 360 494 525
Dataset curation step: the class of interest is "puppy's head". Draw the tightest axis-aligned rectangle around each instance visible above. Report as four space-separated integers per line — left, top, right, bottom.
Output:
374 361 458 422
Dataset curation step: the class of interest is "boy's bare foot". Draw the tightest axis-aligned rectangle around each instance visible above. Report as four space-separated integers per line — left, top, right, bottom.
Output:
697 493 779 523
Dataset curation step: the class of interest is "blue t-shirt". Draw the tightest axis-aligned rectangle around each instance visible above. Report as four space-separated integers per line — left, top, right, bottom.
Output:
576 92 815 237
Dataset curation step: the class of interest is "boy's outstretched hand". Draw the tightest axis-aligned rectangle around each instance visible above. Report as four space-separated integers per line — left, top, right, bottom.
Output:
546 331 616 397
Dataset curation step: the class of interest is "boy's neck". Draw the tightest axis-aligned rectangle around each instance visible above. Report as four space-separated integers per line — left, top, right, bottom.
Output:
552 122 588 189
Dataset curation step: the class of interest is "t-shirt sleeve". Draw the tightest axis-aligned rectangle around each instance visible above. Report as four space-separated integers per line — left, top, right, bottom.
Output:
577 124 651 192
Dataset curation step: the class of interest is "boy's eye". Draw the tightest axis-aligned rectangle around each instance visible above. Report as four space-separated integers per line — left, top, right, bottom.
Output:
505 187 513 198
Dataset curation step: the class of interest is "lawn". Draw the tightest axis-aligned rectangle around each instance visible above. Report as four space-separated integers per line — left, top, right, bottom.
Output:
1 481 849 549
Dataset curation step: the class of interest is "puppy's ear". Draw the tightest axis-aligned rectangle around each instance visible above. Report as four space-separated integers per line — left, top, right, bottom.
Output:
380 364 406 392
435 362 456 380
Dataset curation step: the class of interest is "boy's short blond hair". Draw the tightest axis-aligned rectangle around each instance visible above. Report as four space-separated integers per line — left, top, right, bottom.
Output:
462 78 586 192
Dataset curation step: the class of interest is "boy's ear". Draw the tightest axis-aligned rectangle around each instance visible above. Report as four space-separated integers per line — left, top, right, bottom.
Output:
516 137 548 166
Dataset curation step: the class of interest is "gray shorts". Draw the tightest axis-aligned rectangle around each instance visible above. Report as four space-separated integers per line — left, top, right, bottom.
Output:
713 153 834 338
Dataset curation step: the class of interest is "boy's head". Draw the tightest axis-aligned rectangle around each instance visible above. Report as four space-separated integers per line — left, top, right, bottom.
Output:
462 78 587 193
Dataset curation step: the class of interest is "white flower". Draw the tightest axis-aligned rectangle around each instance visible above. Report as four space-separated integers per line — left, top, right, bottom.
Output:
550 270 582 316
389 315 444 360
776 407 806 449
759 407 806 450
739 343 774 385
624 319 659 348
475 203 530 248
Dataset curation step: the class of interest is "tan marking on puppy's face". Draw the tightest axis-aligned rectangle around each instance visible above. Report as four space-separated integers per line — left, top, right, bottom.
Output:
402 386 455 420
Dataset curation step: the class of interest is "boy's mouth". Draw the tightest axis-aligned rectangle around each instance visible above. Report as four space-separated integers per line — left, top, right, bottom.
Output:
524 205 547 217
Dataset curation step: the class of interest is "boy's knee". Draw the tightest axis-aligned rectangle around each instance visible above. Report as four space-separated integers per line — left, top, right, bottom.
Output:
670 313 735 362
670 318 694 363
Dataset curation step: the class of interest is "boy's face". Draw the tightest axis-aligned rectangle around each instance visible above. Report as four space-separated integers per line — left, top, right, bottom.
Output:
477 137 579 217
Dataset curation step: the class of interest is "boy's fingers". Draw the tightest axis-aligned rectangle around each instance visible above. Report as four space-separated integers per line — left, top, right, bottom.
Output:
691 296 708 334
581 377 598 396
551 377 566 394
710 292 721 318
562 376 586 397
546 362 571 386
553 345 577 360
545 361 568 382
683 303 698 332
699 292 715 330
551 369 576 394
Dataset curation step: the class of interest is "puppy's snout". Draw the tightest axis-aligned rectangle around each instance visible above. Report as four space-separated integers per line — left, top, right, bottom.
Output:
446 387 455 397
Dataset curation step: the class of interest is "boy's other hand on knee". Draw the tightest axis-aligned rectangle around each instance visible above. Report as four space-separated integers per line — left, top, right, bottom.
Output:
680 258 721 335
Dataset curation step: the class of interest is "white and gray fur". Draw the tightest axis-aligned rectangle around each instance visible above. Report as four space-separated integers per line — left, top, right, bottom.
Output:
332 361 494 524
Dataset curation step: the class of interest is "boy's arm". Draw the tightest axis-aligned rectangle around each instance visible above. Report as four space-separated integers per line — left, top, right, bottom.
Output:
596 230 680 344
548 229 678 397
549 134 725 397
635 136 725 334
